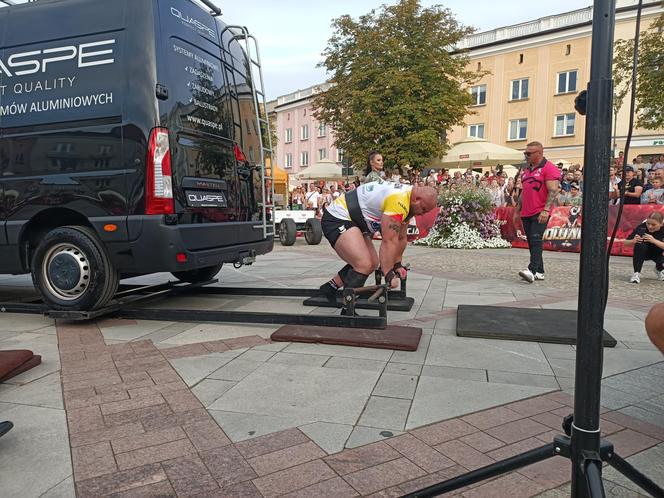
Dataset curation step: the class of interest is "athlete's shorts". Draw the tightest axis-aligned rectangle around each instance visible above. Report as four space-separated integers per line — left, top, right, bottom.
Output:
321 210 357 248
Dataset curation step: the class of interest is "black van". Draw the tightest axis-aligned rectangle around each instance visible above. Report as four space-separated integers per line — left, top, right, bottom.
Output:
0 0 273 311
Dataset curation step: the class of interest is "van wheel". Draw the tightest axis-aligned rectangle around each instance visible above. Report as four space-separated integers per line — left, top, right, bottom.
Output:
279 219 296 246
172 264 223 284
31 226 118 311
304 219 323 245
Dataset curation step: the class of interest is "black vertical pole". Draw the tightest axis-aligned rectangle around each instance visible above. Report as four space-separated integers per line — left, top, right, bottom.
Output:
572 1 616 497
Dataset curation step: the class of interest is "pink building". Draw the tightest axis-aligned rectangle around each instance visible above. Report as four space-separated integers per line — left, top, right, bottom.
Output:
272 83 345 177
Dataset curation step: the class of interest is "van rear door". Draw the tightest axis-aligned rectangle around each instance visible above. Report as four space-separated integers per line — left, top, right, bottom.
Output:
155 0 248 232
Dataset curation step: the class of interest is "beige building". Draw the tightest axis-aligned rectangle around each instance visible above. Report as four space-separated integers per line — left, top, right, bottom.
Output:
448 0 664 166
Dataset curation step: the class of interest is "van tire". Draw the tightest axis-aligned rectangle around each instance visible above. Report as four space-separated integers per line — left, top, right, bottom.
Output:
279 219 297 246
172 264 223 284
304 218 323 245
31 226 119 311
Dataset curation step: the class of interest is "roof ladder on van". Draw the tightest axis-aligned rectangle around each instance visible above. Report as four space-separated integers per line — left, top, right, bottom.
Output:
220 25 275 241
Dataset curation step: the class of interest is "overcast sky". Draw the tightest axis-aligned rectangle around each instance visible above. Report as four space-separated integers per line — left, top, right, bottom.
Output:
213 0 593 100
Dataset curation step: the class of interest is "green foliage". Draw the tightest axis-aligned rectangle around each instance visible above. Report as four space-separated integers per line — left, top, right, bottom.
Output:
613 10 664 130
313 0 481 171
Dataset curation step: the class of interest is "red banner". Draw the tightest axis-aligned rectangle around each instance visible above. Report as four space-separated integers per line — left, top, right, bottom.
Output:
408 208 439 241
495 205 664 256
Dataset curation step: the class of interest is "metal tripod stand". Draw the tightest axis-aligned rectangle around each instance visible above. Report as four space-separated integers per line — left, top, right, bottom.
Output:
404 1 664 496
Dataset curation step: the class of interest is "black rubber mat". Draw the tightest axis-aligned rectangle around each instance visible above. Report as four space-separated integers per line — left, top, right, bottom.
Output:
271 324 422 351
456 305 617 347
302 295 415 311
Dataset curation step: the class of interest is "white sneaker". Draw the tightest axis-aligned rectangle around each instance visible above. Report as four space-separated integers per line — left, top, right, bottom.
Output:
654 268 664 282
630 272 641 284
519 269 535 283
534 272 545 281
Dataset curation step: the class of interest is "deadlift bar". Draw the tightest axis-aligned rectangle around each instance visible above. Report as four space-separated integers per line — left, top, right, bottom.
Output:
0 279 391 329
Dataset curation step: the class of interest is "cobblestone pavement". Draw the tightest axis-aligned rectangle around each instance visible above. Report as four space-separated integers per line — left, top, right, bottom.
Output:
0 242 662 497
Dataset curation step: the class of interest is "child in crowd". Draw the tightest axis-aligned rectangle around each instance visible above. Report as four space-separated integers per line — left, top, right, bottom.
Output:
624 211 664 284
641 177 664 204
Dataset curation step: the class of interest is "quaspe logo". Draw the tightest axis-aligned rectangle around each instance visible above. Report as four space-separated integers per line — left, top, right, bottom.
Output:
170 7 215 39
0 40 115 78
188 193 226 203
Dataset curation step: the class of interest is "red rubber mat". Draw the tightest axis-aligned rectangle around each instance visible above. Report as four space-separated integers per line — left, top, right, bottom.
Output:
0 350 42 382
271 325 422 351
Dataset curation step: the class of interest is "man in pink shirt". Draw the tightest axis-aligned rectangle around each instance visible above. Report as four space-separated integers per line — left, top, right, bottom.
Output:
514 141 562 283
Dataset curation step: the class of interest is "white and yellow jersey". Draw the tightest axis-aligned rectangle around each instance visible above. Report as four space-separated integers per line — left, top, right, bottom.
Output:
326 181 412 233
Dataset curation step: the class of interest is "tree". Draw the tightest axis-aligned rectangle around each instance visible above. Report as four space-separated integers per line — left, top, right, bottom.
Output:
313 0 480 172
613 11 664 130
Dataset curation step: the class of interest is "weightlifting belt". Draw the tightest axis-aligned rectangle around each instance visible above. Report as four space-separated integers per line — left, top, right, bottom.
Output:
345 189 370 235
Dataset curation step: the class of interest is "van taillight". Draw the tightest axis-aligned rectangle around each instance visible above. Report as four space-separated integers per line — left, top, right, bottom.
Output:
145 128 174 215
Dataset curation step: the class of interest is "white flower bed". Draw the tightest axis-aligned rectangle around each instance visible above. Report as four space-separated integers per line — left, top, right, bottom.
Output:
416 223 511 250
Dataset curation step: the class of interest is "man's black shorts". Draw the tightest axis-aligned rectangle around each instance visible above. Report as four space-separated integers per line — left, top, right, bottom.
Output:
321 210 357 247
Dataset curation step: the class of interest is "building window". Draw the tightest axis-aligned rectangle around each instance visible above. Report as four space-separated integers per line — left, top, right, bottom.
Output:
300 124 309 140
300 151 309 166
519 54 524 64
285 128 292 143
468 124 485 139
565 44 571 56
477 62 482 71
318 122 326 137
318 148 327 161
510 78 529 101
98 145 112 155
284 153 293 168
470 84 486 106
337 148 345 163
508 119 528 141
557 70 578 94
554 113 576 136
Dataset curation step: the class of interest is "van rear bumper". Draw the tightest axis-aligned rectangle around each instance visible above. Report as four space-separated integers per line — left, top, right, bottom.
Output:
104 216 273 274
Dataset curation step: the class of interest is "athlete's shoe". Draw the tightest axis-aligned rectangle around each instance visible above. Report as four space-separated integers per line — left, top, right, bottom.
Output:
630 272 641 284
519 269 535 283
0 421 13 438
319 281 339 305
534 272 545 281
654 268 664 282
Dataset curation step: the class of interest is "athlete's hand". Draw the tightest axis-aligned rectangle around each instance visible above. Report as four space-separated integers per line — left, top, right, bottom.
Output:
394 267 408 280
389 277 401 289
643 234 655 244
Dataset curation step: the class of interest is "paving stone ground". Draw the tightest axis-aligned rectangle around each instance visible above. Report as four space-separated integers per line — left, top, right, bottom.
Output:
0 243 663 497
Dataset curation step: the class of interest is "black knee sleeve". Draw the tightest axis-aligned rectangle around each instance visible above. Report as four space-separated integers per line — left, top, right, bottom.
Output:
338 264 353 280
343 269 370 288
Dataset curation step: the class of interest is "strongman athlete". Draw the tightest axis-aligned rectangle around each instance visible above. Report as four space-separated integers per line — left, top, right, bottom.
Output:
319 181 437 314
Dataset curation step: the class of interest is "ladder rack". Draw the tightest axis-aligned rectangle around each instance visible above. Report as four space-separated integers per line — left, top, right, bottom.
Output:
220 24 276 241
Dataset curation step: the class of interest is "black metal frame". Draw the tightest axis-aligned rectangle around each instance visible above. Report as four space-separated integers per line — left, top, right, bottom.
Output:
404 1 664 497
0 279 389 329
403 427 664 498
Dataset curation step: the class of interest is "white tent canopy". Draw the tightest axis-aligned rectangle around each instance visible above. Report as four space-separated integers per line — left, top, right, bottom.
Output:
296 159 344 181
432 136 524 170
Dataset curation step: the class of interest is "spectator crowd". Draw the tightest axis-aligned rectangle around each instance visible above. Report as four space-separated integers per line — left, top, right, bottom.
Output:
288 152 664 218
